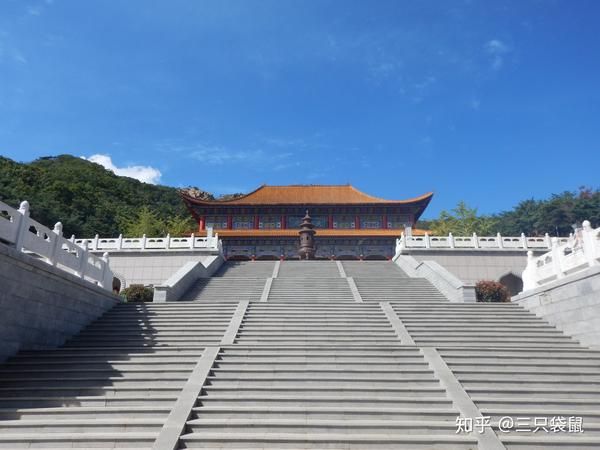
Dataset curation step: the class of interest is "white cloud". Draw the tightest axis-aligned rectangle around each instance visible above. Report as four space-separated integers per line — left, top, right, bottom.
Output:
83 154 162 184
190 144 266 165
189 142 295 167
27 6 42 16
485 39 510 70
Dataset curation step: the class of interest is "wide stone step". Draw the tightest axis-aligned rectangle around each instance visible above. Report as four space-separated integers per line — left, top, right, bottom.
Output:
462 379 600 389
210 367 433 376
484 409 600 423
186 418 458 435
0 432 157 448
179 432 476 449
237 326 395 331
205 377 439 388
453 369 600 379
500 435 600 449
196 394 452 408
219 348 421 355
190 405 459 420
1 363 195 372
212 362 428 370
79 330 225 338
84 324 229 330
66 339 222 347
216 356 423 363
203 386 446 397
0 376 187 388
0 418 164 433
0 364 195 374
439 348 600 358
0 395 177 407
234 339 403 345
214 262 276 277
0 385 181 396
445 357 600 365
448 363 600 372
473 396 600 409
236 331 397 337
0 406 170 419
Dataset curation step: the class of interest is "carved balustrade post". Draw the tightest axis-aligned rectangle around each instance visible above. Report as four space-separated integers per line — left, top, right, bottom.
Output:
14 201 30 252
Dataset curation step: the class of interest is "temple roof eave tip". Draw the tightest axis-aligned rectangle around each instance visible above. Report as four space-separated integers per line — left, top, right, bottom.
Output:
180 185 435 205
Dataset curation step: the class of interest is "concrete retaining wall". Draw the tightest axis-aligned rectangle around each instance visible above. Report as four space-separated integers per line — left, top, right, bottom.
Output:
513 265 600 349
154 255 224 302
106 250 221 288
394 254 476 303
0 242 119 362
407 249 539 284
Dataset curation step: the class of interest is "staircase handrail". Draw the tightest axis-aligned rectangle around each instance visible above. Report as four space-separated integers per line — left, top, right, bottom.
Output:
522 220 600 291
0 199 113 291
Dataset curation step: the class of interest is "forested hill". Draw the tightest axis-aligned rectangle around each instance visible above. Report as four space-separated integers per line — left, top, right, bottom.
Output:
0 155 189 237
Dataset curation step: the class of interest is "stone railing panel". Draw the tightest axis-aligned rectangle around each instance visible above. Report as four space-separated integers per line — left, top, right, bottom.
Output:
454 236 475 248
523 220 600 292
74 230 222 253
396 231 559 253
0 199 113 291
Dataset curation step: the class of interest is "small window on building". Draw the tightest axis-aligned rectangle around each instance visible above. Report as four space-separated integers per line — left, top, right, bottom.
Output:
259 215 282 229
232 215 254 229
387 214 411 229
205 216 228 229
360 215 382 229
333 215 355 229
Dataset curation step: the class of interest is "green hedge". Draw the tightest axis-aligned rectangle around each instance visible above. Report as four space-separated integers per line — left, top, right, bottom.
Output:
475 280 510 303
123 285 154 303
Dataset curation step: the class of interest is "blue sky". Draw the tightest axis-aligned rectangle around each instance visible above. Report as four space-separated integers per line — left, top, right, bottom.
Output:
1 0 599 218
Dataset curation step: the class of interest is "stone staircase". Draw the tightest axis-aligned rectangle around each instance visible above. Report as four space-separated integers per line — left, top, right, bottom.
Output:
180 345 476 449
0 302 237 449
181 261 275 302
1 259 599 449
236 303 401 345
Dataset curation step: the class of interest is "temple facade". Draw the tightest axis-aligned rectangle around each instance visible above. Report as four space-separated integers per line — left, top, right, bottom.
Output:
180 184 433 260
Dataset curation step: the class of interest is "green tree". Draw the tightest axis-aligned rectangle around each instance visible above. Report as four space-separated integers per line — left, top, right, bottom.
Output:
0 155 198 237
122 206 165 237
429 201 498 235
165 215 195 236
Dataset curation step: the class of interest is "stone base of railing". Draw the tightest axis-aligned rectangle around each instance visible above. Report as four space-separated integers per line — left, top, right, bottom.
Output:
394 253 476 303
0 242 119 362
513 264 600 349
154 255 224 302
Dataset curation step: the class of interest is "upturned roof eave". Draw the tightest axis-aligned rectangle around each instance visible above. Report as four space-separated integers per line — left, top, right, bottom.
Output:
179 188 434 207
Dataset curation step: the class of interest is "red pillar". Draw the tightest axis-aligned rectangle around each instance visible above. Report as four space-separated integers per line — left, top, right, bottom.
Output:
328 214 333 229
199 216 205 231
254 215 260 229
355 215 360 229
281 215 286 229
227 215 233 230
382 214 388 229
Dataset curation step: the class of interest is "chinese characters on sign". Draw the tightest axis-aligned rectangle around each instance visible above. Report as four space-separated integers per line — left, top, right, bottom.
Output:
456 416 584 434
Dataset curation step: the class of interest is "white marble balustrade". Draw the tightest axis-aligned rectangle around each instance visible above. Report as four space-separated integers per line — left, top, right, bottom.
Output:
0 199 113 291
73 228 222 253
522 220 600 291
395 231 564 253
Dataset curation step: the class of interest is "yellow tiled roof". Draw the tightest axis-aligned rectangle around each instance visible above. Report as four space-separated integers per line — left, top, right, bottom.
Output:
181 184 433 206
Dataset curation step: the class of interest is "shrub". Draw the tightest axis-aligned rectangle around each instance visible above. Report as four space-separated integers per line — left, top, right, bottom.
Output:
475 280 510 303
123 284 154 303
